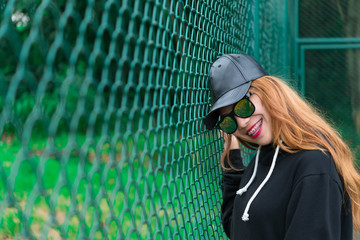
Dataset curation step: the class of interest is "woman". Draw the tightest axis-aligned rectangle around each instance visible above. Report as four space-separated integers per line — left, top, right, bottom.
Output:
204 54 360 239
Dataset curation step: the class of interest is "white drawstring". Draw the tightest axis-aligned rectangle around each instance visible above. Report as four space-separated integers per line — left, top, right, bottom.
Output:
236 146 261 196
239 144 281 222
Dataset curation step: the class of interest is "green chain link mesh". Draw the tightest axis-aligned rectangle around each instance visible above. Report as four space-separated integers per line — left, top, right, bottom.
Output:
299 0 360 160
258 0 288 76
305 49 360 158
4 0 359 239
3 0 359 239
299 0 357 38
0 0 284 239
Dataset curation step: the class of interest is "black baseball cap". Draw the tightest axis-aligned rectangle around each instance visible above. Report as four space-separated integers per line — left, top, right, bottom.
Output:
204 54 268 130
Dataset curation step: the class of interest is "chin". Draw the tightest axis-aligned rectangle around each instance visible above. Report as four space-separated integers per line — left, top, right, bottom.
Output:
256 135 273 146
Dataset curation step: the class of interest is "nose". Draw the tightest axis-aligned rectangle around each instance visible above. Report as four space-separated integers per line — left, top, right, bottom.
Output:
235 116 251 129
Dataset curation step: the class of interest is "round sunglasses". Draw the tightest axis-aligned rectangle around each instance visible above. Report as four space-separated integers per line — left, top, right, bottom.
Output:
216 93 255 134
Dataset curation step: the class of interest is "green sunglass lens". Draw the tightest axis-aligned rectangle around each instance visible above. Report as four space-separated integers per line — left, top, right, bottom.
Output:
219 116 237 133
234 99 254 117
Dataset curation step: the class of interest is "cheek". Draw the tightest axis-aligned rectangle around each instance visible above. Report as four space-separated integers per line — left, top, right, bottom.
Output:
263 119 274 138
254 103 270 120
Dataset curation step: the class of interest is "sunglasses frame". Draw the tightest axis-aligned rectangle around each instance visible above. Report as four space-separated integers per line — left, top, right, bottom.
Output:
216 92 255 134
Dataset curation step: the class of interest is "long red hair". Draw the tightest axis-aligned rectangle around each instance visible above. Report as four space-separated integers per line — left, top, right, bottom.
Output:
221 76 360 233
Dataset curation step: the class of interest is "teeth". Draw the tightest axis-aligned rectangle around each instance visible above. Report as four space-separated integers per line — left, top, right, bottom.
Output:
248 120 262 136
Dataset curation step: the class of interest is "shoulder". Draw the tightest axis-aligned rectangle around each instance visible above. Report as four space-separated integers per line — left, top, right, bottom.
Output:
287 149 342 186
293 149 332 173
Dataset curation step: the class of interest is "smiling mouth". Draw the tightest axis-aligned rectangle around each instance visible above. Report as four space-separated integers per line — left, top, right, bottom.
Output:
247 119 262 138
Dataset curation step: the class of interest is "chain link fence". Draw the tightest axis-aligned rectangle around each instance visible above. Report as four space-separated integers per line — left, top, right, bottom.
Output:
0 0 272 238
298 0 360 160
6 0 359 239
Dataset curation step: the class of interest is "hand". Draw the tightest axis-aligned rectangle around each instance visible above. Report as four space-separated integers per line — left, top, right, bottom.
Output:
219 131 240 150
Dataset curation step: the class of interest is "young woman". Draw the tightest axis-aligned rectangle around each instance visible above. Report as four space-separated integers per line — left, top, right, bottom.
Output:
204 54 360 239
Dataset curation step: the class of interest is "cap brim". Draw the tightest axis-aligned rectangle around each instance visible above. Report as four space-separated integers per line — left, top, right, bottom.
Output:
204 81 252 130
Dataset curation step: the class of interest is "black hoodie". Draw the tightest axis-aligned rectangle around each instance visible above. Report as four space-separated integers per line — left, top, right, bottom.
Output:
221 145 353 240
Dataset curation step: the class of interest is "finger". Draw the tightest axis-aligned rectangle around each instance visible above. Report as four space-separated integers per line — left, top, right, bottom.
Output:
218 130 224 138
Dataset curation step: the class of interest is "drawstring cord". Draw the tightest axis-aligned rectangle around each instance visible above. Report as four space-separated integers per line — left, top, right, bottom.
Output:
236 146 261 196
237 144 281 222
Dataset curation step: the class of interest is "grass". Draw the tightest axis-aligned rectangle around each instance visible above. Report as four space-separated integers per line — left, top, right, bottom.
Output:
0 131 225 239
